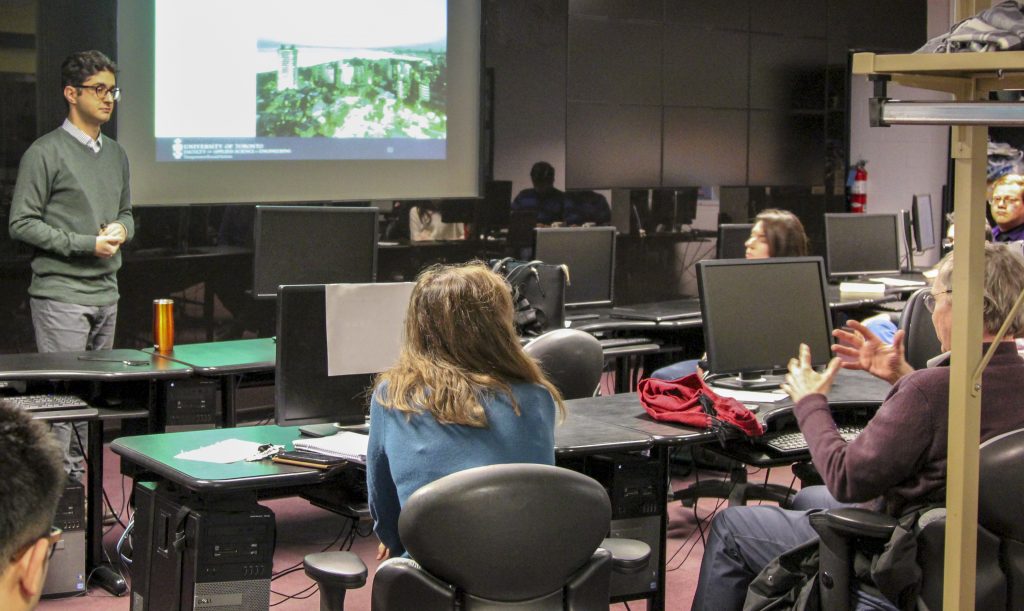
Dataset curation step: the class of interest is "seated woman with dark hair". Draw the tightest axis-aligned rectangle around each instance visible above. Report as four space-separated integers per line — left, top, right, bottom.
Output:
649 209 808 380
409 200 464 242
367 262 565 559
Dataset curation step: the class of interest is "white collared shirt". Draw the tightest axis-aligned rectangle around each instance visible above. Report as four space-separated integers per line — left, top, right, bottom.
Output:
61 118 102 154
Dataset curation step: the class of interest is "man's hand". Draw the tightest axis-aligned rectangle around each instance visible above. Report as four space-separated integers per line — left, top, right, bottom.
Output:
831 320 913 385
94 235 122 258
376 543 391 561
100 222 127 242
781 343 841 403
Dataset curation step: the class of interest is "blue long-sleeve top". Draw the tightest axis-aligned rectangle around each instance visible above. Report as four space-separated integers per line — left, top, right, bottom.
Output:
367 381 557 556
511 188 567 225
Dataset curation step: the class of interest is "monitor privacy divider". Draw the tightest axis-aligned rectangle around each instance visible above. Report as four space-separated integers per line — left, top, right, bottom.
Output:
276 283 373 427
824 213 901 278
253 205 378 298
533 226 616 308
698 257 833 388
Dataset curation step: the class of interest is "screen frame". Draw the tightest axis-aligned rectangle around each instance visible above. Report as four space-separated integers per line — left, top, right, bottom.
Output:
716 223 753 259
824 213 902 279
912 194 937 252
253 205 379 299
697 256 834 377
533 226 616 309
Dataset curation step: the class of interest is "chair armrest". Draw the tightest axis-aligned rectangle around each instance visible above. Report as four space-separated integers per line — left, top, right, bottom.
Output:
809 507 899 541
600 537 651 574
303 551 368 589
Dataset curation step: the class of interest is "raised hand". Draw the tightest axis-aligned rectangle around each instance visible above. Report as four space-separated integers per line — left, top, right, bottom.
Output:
831 319 913 385
782 343 841 403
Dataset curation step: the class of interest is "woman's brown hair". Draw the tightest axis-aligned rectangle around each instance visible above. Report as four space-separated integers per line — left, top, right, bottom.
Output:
375 262 565 426
756 208 809 257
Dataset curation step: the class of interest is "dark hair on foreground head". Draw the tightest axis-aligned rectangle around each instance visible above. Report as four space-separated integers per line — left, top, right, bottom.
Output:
0 401 64 572
755 208 809 258
375 262 564 427
61 50 118 89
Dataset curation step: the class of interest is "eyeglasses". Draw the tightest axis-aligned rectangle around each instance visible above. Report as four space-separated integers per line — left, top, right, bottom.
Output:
923 289 953 313
75 83 121 101
9 526 63 562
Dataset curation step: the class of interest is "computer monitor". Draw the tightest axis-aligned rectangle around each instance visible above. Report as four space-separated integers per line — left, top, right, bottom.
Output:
716 223 753 259
651 188 699 231
533 226 616 308
698 257 834 390
439 198 478 224
824 213 901 279
912 194 937 252
475 180 513 237
253 206 378 298
275 283 374 427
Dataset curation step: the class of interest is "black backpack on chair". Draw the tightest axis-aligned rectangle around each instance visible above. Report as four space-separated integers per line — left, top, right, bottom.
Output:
489 258 567 337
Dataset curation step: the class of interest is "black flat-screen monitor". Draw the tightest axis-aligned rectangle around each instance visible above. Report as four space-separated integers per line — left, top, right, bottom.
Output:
824 213 901 279
717 223 753 259
253 206 378 298
275 283 374 427
651 187 698 231
698 257 834 390
439 198 478 224
534 226 616 308
475 180 513 237
912 194 937 252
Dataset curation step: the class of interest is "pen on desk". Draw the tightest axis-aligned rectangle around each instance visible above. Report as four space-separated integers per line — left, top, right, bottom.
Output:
76 356 148 366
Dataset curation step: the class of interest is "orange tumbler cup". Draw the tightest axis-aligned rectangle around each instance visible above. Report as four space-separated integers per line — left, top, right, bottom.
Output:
153 299 174 353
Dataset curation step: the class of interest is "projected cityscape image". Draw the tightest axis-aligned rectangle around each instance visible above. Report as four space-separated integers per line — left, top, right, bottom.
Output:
256 43 447 139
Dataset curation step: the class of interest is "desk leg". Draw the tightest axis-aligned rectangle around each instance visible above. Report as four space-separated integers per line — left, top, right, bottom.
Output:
222 375 237 428
652 447 668 611
87 420 127 595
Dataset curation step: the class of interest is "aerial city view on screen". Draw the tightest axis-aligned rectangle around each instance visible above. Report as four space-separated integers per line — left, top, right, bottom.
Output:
256 42 447 139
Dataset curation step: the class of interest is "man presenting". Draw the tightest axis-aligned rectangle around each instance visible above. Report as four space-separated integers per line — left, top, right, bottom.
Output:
9 50 133 482
989 173 1024 242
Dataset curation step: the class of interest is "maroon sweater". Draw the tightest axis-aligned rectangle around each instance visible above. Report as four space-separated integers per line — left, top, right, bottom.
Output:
795 343 1024 516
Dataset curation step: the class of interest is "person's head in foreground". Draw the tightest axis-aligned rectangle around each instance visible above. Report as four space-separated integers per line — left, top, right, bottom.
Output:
377 262 563 425
0 402 66 611
744 208 809 259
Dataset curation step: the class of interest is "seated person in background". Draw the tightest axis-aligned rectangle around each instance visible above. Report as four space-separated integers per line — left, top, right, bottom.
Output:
511 161 567 226
0 401 66 611
989 173 1024 242
409 200 464 242
691 242 1024 611
564 190 611 226
367 263 565 559
649 208 808 380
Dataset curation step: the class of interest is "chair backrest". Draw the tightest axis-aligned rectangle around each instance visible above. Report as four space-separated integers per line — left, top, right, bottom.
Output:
374 463 613 609
524 329 603 400
916 427 1024 611
898 288 943 370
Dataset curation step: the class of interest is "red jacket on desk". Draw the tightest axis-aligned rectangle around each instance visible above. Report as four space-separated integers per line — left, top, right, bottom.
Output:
639 374 763 437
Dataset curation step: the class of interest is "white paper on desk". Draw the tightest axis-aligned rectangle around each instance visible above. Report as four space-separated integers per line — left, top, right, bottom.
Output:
868 277 926 287
293 431 369 464
175 439 263 464
325 282 415 376
710 387 788 403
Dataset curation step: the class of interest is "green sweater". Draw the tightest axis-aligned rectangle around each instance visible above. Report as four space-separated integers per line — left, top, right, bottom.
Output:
9 127 134 306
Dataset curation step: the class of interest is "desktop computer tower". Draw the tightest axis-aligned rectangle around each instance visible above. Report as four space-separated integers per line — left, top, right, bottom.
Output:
161 378 220 432
583 454 664 599
42 480 86 597
131 482 275 611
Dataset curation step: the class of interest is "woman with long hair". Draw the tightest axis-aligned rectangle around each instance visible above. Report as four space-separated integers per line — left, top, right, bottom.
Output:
367 262 564 558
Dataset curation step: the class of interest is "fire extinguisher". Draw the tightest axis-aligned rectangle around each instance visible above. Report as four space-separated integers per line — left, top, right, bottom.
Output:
849 161 867 213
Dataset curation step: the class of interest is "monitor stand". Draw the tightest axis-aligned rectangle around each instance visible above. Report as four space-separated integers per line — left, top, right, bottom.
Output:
710 371 785 391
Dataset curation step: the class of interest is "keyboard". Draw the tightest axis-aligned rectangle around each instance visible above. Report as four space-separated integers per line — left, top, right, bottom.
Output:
761 425 864 455
876 299 908 313
5 394 89 412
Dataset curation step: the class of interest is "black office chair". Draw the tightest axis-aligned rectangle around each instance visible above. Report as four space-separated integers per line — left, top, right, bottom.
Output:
808 426 1024 611
898 287 944 370
524 328 604 399
304 463 650 611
